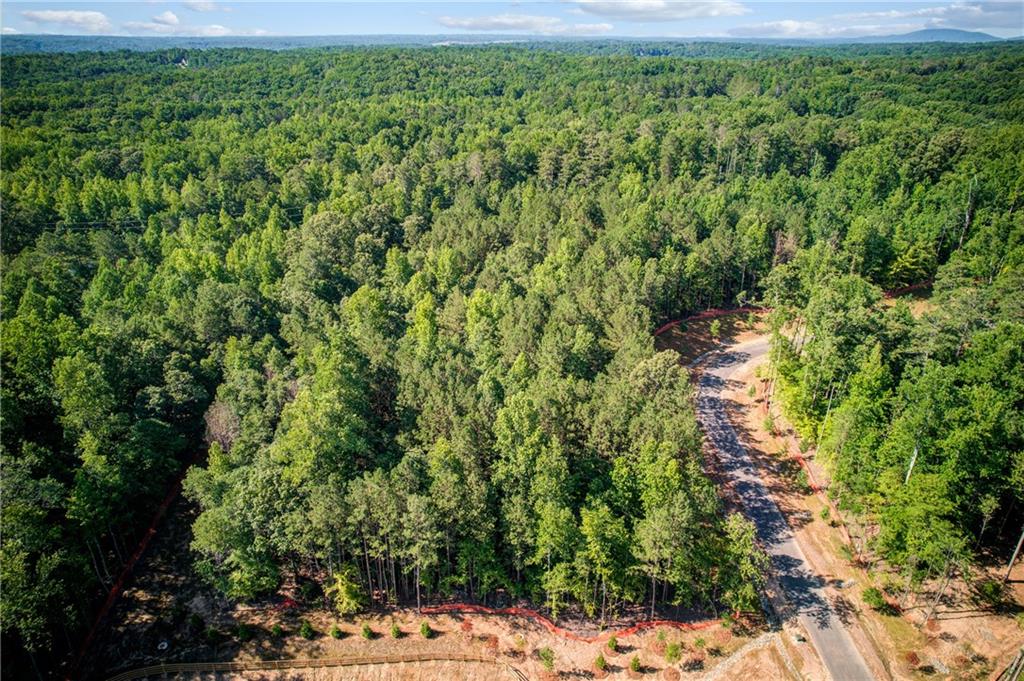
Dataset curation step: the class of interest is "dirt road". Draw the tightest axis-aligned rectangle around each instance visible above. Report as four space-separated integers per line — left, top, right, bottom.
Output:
695 336 875 680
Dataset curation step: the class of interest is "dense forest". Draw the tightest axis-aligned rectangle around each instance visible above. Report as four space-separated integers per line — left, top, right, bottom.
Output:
2 42 1022 676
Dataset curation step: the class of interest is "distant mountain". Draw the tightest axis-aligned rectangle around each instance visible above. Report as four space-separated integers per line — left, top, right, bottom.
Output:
845 28 1001 43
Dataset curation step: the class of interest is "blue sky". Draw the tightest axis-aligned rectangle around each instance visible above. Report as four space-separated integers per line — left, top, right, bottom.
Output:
2 1 1021 39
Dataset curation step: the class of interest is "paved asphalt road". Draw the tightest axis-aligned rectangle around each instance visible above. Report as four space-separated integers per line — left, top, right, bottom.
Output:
695 337 875 681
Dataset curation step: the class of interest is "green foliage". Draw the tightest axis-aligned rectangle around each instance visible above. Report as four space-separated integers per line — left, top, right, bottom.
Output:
595 653 607 670
330 624 343 639
539 646 555 671
420 621 432 639
299 620 315 640
630 655 641 672
361 623 373 640
325 567 366 616
607 635 618 652
974 579 1007 608
722 514 771 612
666 641 682 663
271 624 284 639
391 622 401 638
236 623 253 642
862 587 886 610
795 468 812 494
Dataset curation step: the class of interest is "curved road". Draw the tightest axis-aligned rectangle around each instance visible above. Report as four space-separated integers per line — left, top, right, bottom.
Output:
695 337 874 681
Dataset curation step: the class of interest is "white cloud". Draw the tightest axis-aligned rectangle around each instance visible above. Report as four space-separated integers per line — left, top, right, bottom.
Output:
728 20 919 38
731 2 1021 40
153 11 180 26
2 26 21 34
839 2 1021 31
21 9 112 33
122 19 265 36
438 13 613 35
183 0 218 11
575 0 748 22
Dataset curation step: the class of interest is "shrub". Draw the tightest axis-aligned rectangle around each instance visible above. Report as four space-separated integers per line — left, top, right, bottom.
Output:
747 385 756 399
665 642 682 663
657 629 667 642
819 507 830 523
762 416 775 435
326 567 366 616
630 655 641 672
204 627 222 644
420 621 433 638
361 623 372 639
330 624 343 639
300 581 319 602
236 623 253 642
607 635 618 652
863 587 886 610
299 620 315 640
595 653 607 671
539 646 554 671
271 624 284 638
1016 612 1024 630
694 636 706 649
709 319 721 342
795 468 812 493
975 579 1006 607
391 623 402 638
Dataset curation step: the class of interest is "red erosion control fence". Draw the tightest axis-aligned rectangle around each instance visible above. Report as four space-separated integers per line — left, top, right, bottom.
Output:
103 653 526 681
653 306 767 337
66 465 192 681
421 603 727 644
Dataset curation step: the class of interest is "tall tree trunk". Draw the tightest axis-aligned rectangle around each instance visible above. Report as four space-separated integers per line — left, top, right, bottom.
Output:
650 574 657 620
363 538 374 604
922 557 956 626
1005 525 1024 583
86 538 109 586
416 564 422 613
601 578 607 625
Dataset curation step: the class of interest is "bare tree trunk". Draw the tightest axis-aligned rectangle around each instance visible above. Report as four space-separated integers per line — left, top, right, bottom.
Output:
86 538 109 586
922 556 957 626
416 564 422 613
651 574 657 620
93 537 112 584
108 524 125 566
1005 525 1024 583
905 441 920 485
363 538 373 603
